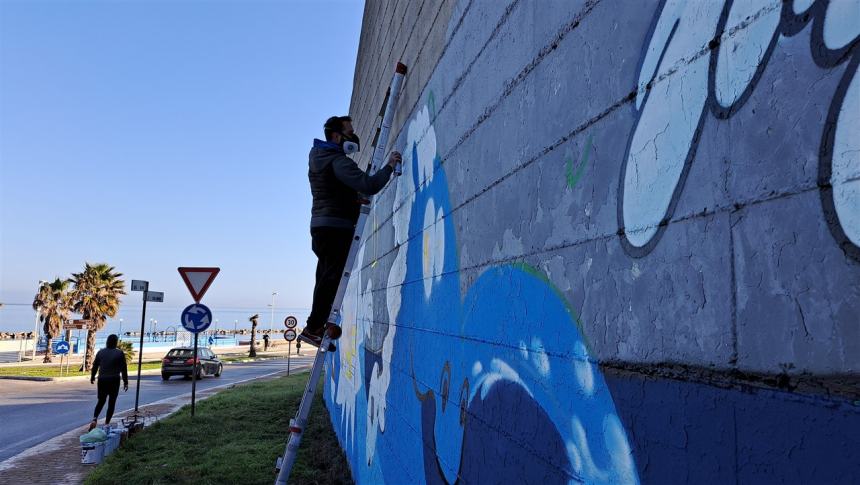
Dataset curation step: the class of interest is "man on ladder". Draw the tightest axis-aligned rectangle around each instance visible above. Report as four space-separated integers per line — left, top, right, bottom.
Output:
276 63 407 485
300 115 401 349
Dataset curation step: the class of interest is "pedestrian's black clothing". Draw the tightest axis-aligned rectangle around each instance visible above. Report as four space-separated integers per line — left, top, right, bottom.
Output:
91 347 128 423
94 376 121 421
309 139 393 228
306 226 356 333
91 348 129 384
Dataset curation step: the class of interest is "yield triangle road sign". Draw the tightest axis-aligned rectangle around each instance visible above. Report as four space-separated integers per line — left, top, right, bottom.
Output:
178 267 220 302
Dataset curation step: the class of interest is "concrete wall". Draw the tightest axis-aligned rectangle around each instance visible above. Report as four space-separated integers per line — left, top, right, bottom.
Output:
325 1 860 483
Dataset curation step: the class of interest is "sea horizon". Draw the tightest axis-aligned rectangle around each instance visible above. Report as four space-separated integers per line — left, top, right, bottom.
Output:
0 302 311 335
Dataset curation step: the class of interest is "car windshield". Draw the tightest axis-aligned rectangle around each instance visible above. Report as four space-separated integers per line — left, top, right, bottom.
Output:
167 349 194 358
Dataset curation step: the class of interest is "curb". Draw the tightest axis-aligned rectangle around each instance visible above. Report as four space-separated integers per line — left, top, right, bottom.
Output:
0 368 163 382
223 355 291 364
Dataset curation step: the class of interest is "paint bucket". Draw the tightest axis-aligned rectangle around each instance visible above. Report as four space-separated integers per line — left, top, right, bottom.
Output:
81 441 105 465
103 428 121 455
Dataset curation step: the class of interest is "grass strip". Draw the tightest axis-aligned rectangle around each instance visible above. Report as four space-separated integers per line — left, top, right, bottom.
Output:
85 372 352 485
0 362 162 378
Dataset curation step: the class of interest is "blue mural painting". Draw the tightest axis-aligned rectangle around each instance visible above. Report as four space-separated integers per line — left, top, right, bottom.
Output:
322 0 860 482
325 100 639 485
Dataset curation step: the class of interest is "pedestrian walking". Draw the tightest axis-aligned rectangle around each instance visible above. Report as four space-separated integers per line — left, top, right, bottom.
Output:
263 333 270 351
88 334 128 430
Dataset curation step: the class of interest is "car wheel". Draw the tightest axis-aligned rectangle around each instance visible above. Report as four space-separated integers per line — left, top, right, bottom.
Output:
161 373 170 381
196 366 203 380
215 364 223 377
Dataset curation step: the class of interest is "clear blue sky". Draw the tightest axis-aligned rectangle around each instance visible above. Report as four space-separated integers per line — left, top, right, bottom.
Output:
0 0 364 309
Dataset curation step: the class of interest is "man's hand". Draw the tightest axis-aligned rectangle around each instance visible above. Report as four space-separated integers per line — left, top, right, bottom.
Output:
123 382 129 392
387 151 402 168
90 378 95 384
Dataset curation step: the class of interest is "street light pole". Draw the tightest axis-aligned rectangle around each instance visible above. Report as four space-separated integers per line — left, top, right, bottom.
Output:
270 291 277 334
33 280 46 361
32 309 39 361
119 318 123 337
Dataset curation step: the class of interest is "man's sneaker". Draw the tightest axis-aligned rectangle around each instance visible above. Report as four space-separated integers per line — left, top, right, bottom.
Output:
298 328 336 352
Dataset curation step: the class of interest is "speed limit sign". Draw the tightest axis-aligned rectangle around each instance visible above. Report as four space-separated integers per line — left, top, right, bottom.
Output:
284 315 298 328
284 329 297 342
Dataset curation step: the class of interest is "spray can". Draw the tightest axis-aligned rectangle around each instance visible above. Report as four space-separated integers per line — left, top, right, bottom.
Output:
394 160 402 176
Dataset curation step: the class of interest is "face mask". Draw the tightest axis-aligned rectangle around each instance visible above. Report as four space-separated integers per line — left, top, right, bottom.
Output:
341 133 360 154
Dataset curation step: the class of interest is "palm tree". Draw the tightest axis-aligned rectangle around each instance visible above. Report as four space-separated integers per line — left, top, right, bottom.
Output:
32 278 71 363
249 314 259 357
117 339 135 365
70 263 126 371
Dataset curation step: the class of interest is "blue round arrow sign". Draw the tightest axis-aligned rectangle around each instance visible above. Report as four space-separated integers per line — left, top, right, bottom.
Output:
181 303 212 334
54 341 70 355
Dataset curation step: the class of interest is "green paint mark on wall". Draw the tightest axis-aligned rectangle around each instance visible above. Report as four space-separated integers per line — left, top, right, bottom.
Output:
566 135 593 189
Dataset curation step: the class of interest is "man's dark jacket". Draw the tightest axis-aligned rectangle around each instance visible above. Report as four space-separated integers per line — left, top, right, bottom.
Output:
308 139 393 228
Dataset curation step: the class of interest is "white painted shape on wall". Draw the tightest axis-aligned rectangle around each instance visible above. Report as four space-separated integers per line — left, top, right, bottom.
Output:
472 359 533 401
572 341 595 396
792 0 815 15
569 416 609 482
366 278 395 465
334 244 367 451
715 0 781 108
433 207 445 285
625 0 724 247
604 414 639 485
531 337 551 377
422 198 437 299
832 62 860 246
421 199 446 299
635 0 688 109
405 104 437 188
823 0 860 50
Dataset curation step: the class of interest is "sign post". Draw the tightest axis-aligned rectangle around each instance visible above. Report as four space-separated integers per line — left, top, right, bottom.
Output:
53 340 70 376
63 320 92 376
177 267 220 418
130 280 164 417
284 316 297 376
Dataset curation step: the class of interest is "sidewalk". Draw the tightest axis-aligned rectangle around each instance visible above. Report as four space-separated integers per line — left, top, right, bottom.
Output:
0 361 307 484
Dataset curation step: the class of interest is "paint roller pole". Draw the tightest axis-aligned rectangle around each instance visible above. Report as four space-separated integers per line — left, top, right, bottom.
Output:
369 62 408 174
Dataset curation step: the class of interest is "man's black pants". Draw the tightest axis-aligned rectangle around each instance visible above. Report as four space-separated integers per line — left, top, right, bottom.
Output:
307 226 354 334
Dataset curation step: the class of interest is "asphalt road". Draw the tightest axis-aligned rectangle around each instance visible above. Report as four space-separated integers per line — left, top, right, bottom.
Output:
0 355 316 462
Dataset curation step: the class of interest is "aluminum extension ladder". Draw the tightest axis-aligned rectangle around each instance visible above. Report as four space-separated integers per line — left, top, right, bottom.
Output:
275 61 408 485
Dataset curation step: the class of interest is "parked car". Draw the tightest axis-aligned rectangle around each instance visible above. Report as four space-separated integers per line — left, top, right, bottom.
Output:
161 346 223 380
